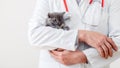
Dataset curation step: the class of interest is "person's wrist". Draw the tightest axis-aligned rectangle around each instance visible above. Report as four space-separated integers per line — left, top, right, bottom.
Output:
77 51 88 63
78 30 86 42
80 51 88 63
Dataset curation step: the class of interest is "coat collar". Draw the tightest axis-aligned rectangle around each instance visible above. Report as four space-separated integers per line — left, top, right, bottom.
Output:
70 0 90 19
67 0 104 18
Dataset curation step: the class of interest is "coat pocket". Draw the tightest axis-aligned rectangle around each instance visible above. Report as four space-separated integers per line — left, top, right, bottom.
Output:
82 1 102 27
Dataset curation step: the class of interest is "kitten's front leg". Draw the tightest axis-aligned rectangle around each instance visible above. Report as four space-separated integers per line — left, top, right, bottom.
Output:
56 25 60 29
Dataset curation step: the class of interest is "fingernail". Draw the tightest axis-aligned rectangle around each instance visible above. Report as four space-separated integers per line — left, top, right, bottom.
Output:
110 54 112 57
115 48 118 51
101 55 104 58
116 47 118 51
105 57 108 59
105 56 107 59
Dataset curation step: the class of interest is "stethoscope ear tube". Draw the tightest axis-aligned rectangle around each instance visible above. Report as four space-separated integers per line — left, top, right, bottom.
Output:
63 0 69 12
101 0 104 7
63 0 104 12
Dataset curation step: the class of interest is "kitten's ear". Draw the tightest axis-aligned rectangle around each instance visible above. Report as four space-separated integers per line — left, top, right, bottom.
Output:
62 12 65 15
48 13 51 18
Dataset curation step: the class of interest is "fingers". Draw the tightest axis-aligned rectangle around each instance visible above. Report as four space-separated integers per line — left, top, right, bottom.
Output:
49 51 63 63
50 50 63 56
97 46 104 58
49 51 60 59
56 48 65 52
104 40 113 57
97 40 113 58
49 50 70 65
101 44 109 59
107 38 118 51
97 38 115 58
49 51 63 61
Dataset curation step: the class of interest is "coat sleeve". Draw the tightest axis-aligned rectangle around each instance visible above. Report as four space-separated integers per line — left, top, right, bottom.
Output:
83 0 120 67
28 0 78 51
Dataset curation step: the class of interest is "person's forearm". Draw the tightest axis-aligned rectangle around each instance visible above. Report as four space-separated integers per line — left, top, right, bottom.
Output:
77 30 118 58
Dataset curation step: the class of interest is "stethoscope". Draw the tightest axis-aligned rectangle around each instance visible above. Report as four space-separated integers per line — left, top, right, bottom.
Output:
63 0 104 12
63 0 104 26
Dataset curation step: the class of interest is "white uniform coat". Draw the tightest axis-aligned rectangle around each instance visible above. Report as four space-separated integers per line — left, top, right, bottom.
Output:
28 0 120 68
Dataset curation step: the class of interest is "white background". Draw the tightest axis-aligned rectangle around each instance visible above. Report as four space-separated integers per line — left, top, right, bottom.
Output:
0 0 120 68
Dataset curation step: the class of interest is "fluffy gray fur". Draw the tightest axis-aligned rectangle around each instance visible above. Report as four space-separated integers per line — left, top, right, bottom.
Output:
46 12 70 30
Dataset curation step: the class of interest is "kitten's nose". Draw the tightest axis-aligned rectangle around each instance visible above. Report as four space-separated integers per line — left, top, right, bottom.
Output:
53 18 56 21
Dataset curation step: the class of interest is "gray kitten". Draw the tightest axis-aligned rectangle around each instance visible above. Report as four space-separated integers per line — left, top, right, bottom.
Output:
46 12 70 30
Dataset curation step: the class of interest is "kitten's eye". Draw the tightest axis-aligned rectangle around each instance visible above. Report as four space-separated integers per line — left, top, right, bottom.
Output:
54 19 57 21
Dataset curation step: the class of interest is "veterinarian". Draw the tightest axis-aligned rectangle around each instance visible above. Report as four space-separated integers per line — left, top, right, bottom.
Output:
28 0 120 68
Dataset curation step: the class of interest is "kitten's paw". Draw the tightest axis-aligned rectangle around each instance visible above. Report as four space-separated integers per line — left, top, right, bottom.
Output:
63 26 70 30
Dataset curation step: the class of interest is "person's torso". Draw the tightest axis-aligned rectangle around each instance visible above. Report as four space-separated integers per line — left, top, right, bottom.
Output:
39 0 111 68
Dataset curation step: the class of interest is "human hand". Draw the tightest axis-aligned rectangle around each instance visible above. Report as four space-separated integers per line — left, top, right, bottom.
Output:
49 49 87 65
78 30 118 59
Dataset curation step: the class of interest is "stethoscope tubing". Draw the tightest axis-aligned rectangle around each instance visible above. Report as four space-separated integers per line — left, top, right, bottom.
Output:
63 0 104 12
